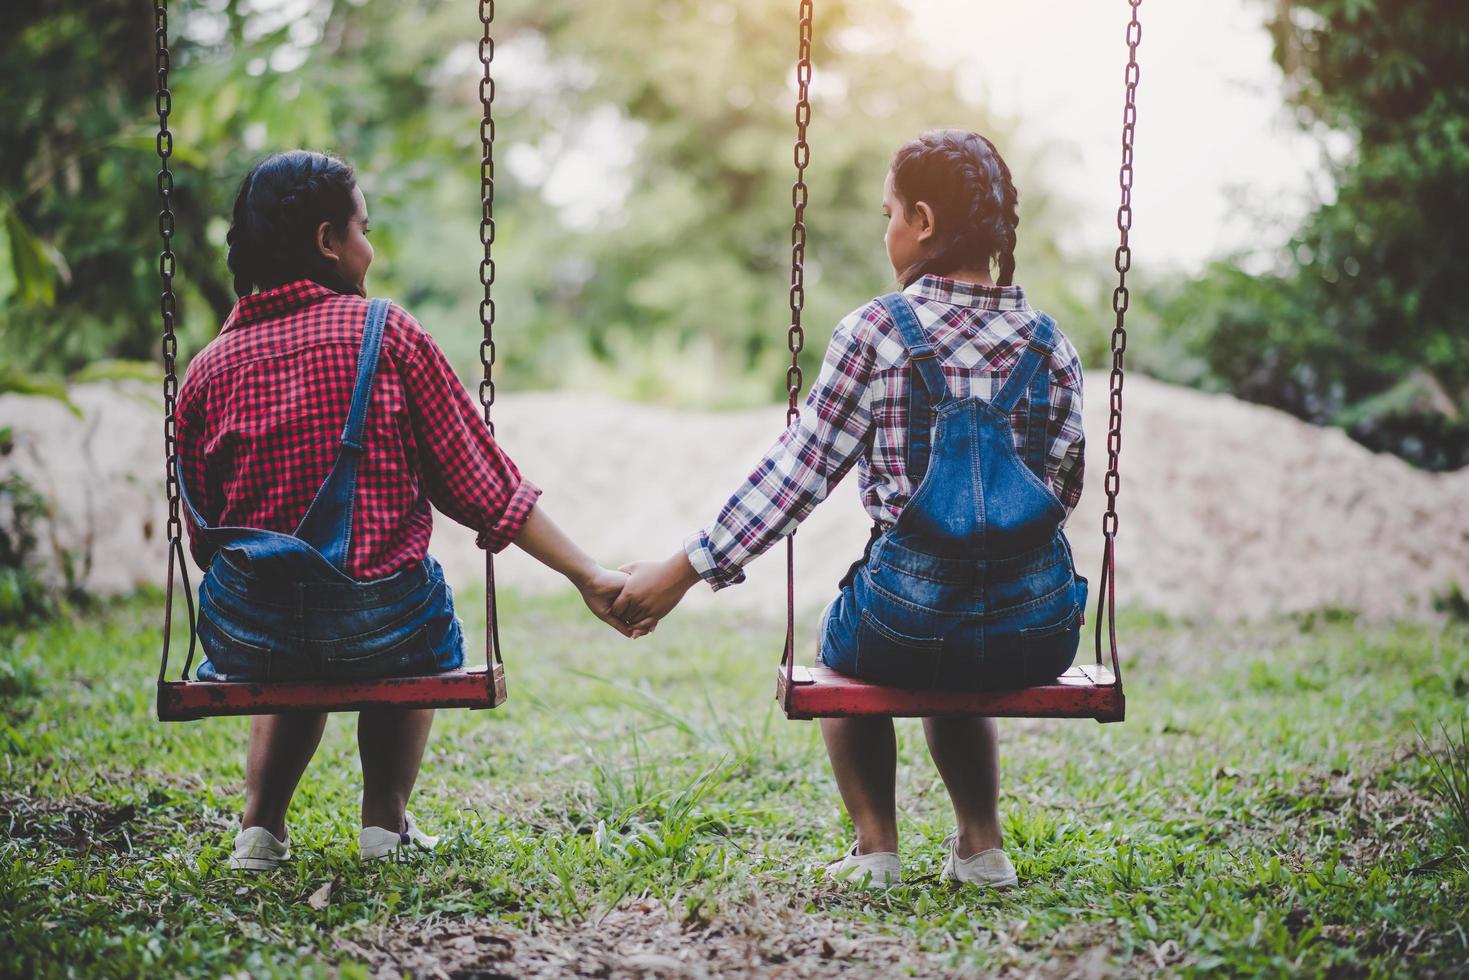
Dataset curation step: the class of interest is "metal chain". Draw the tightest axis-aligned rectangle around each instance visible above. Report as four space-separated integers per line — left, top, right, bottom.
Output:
155 0 196 681
156 1 178 540
1097 0 1141 670
786 0 813 425
477 0 497 431
477 0 503 668
781 0 814 693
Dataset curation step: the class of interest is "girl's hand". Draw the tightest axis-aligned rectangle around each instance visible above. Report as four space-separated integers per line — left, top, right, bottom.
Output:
575 566 646 638
508 504 647 638
611 550 702 630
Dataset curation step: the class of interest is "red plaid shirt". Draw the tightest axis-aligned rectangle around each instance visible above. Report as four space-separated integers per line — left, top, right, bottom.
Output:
177 280 539 579
686 275 1085 590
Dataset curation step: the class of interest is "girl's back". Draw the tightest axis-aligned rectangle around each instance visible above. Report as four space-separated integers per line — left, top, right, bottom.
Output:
824 274 1083 533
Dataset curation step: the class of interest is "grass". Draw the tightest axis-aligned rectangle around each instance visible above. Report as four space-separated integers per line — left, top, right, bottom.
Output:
1 590 1467 977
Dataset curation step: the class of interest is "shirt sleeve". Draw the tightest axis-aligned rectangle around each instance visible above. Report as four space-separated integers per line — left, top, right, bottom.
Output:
399 311 541 552
684 312 876 590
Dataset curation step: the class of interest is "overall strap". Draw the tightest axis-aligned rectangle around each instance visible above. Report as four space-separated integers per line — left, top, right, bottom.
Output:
340 298 392 453
293 298 392 568
877 292 950 484
990 313 1056 414
992 313 1057 481
175 453 213 537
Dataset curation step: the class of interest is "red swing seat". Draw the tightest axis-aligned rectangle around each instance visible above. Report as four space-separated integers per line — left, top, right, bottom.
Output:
156 664 506 721
776 663 1122 722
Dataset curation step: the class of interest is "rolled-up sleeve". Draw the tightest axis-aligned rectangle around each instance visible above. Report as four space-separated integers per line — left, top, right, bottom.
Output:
401 322 541 552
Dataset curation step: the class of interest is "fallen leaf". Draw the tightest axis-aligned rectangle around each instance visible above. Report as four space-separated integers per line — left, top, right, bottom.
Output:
307 880 332 910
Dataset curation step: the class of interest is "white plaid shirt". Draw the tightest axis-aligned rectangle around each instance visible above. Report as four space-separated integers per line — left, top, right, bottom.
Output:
685 275 1086 590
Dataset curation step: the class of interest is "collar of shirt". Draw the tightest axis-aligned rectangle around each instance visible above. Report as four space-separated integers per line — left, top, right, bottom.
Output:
226 279 343 331
903 274 1028 312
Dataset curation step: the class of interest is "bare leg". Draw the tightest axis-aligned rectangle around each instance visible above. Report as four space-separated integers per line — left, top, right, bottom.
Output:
819 717 899 854
242 713 329 839
923 715 1003 856
358 707 435 832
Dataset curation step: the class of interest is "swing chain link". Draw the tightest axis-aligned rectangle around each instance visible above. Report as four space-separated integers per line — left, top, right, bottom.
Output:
786 0 814 424
156 1 181 549
477 0 497 431
779 0 815 694
477 0 505 669
155 0 198 683
1104 0 1140 545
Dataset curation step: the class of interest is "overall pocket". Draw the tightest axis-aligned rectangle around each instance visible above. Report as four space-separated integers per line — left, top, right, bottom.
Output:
315 580 464 678
1017 602 1083 684
319 620 438 679
855 609 947 689
197 610 280 681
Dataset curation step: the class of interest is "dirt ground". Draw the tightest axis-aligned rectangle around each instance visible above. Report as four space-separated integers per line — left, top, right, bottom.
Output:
3 377 1467 621
338 897 1116 980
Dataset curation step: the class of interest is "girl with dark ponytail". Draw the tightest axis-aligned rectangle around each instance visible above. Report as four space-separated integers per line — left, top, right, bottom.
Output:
177 150 638 871
614 130 1088 892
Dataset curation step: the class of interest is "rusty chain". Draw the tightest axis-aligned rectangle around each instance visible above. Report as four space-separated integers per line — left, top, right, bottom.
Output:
478 0 497 431
1097 0 1141 670
155 0 196 680
786 0 813 425
477 0 503 666
781 0 814 691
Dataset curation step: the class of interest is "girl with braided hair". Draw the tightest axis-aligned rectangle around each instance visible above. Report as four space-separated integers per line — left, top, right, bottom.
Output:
614 130 1087 889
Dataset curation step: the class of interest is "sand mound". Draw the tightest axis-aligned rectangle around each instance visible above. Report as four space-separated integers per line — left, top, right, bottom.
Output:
2 377 1465 621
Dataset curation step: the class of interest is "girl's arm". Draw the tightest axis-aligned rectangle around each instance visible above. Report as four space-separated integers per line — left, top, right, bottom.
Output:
512 504 640 637
394 308 637 636
612 307 878 626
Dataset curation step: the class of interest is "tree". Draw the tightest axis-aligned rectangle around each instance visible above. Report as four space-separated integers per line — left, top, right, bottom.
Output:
0 0 1094 407
1159 0 1469 469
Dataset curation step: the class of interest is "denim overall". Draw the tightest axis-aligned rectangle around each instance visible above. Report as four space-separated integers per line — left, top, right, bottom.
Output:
181 298 465 682
820 292 1087 690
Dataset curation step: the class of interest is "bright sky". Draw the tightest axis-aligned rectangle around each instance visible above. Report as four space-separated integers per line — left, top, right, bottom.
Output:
906 0 1341 272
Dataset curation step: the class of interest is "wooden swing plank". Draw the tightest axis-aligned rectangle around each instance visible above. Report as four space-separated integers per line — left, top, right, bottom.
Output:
776 663 1123 722
156 663 506 721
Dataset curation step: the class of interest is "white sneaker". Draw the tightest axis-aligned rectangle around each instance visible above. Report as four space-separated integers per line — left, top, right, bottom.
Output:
824 843 902 887
359 811 439 862
940 833 1018 889
229 826 290 871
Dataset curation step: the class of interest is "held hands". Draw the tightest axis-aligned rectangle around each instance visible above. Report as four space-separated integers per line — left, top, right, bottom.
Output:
574 565 645 639
511 505 693 639
608 549 703 636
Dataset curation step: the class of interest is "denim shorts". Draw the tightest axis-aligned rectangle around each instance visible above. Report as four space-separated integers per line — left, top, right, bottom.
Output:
196 553 465 682
818 536 1087 691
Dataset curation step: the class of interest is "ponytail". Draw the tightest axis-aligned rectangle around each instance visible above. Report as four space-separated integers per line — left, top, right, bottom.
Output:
226 150 358 297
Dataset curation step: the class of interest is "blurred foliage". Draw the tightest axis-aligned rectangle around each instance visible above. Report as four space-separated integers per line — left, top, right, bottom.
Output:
1150 0 1469 470
0 0 1107 410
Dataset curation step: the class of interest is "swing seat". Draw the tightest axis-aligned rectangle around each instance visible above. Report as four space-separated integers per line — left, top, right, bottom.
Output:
156 664 506 721
776 662 1123 722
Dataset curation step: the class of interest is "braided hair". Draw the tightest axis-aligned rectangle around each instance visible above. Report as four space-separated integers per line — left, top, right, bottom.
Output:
889 129 1020 288
226 150 359 297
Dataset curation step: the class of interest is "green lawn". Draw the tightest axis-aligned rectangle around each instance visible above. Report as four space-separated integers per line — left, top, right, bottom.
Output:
1 592 1466 978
